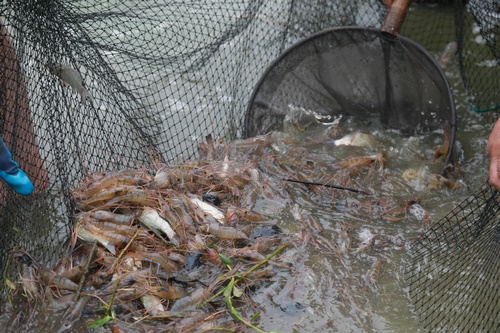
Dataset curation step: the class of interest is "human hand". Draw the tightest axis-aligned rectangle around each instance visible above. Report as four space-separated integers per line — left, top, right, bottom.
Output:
0 137 34 195
383 0 415 7
488 118 500 191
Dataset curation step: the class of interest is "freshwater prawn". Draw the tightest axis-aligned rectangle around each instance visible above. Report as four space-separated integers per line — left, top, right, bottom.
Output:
18 254 39 300
363 257 385 295
205 222 249 240
75 169 150 199
36 263 79 292
57 295 91 333
336 151 387 170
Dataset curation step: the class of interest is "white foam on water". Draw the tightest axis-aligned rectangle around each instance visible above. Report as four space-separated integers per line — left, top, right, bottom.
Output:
409 204 427 221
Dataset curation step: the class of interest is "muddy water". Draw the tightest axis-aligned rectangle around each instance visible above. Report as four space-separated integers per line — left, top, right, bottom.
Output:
242 100 492 333
240 9 497 333
238 129 459 332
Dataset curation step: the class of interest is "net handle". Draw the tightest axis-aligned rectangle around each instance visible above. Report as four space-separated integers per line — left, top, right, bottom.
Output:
380 0 412 36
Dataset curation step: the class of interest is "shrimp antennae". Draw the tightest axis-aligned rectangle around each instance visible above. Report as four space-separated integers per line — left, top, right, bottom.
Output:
284 178 370 195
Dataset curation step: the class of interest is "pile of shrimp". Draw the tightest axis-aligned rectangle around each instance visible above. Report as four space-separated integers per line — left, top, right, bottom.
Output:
3 136 302 332
3 130 455 332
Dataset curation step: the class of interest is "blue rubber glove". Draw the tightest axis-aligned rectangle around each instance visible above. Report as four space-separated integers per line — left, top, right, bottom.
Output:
0 137 34 195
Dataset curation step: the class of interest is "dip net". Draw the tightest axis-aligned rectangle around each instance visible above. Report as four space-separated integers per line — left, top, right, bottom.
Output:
0 0 498 331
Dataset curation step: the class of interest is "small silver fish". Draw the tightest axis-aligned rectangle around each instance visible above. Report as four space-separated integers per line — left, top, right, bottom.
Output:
189 195 226 224
334 132 375 148
140 294 167 316
47 63 92 103
138 207 180 246
438 42 457 69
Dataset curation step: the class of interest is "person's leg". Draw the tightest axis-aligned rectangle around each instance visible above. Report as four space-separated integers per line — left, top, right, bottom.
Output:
0 136 34 195
0 20 48 196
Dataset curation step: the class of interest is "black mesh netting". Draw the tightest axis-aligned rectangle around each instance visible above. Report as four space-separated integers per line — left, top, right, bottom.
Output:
405 181 500 332
244 26 456 162
0 0 499 331
456 0 500 112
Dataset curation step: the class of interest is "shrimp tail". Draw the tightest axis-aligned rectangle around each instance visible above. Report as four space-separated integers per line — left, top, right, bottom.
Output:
80 88 92 104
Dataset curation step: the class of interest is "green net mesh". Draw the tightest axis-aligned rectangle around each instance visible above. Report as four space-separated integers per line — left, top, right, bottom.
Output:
0 0 498 331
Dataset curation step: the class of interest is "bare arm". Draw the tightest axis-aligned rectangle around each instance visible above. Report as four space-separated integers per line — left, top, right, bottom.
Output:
488 118 500 191
383 0 416 7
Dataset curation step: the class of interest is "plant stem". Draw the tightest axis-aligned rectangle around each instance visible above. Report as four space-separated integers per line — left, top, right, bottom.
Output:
110 231 139 273
74 241 97 301
202 244 288 305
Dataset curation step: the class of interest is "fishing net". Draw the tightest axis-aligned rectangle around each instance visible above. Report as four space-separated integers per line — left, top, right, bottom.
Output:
456 0 500 113
405 181 500 332
244 26 457 168
0 0 498 331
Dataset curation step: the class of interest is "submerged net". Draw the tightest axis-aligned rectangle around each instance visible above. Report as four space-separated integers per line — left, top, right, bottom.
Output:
0 0 498 331
405 182 500 332
456 0 500 112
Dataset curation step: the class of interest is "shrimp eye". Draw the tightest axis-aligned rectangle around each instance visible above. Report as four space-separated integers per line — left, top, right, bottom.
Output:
202 193 221 206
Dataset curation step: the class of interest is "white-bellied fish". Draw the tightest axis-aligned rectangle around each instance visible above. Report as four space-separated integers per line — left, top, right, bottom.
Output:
140 294 167 316
439 41 457 69
137 207 180 246
47 63 92 103
189 195 226 224
334 132 375 148
363 257 384 295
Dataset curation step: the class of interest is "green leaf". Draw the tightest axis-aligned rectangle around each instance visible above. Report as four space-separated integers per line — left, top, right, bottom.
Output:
87 315 113 329
223 279 234 299
4 278 16 290
219 253 232 268
249 311 261 322
232 284 243 298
